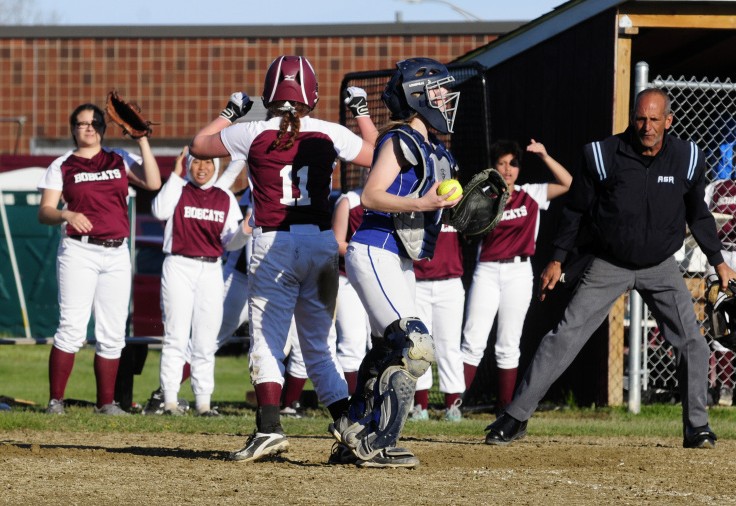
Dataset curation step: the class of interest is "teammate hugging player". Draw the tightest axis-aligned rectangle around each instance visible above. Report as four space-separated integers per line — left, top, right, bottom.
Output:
329 57 461 468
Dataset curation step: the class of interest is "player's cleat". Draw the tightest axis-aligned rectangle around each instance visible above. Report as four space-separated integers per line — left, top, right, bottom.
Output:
164 405 188 416
484 412 527 445
683 424 717 449
142 389 189 415
46 399 65 415
229 432 290 462
94 402 130 416
408 404 429 421
327 442 358 465
718 386 733 407
356 447 420 469
444 398 463 422
196 408 221 417
279 401 303 419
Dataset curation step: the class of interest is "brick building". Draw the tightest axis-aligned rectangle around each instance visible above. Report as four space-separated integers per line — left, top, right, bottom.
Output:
0 22 520 157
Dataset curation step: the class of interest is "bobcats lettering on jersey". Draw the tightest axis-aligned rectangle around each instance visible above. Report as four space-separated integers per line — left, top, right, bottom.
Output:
73 168 123 183
502 205 528 221
183 206 226 223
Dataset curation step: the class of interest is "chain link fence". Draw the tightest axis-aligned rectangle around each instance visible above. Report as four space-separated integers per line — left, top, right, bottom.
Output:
631 63 736 406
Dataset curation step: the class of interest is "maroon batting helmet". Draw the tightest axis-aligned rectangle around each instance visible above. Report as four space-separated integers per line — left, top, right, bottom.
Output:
262 55 319 109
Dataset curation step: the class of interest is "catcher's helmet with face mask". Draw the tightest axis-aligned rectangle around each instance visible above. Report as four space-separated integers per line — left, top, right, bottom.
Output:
262 55 319 109
381 57 459 134
706 274 736 351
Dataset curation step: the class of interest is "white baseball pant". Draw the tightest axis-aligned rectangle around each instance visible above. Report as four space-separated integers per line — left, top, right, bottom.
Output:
335 274 370 373
415 278 465 394
461 260 533 369
160 255 223 409
248 226 346 406
345 242 417 338
53 237 131 358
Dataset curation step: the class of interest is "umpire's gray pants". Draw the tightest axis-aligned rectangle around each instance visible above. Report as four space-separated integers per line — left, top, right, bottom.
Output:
505 256 710 430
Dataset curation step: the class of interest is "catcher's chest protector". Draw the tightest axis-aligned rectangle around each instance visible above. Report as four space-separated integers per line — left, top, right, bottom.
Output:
389 127 456 260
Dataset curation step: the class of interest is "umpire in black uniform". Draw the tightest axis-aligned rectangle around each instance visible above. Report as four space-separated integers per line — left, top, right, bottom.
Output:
486 88 736 449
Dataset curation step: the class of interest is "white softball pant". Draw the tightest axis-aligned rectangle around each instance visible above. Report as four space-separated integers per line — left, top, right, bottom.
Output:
160 255 223 404
461 260 533 369
415 278 466 394
335 274 370 373
345 242 417 338
53 237 131 358
248 226 346 407
216 265 306 378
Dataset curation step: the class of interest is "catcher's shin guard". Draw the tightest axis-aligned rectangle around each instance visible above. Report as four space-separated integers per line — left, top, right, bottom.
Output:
351 318 435 460
353 365 416 461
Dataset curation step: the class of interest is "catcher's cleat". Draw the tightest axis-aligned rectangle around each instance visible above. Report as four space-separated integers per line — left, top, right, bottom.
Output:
683 424 717 449
356 447 420 469
328 414 370 450
327 442 358 465
484 413 527 446
229 432 289 462
196 408 221 417
46 399 65 415
163 405 187 416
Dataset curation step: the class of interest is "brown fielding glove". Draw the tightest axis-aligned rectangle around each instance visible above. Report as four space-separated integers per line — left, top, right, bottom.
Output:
105 90 157 138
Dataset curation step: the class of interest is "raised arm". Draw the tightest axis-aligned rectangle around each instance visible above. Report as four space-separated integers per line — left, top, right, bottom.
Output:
527 138 571 200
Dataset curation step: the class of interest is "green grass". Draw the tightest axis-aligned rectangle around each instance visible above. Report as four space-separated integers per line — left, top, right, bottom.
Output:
3 345 736 440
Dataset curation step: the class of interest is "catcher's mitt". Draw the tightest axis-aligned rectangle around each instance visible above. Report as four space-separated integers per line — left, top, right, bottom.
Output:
448 168 509 236
706 274 736 352
105 90 156 138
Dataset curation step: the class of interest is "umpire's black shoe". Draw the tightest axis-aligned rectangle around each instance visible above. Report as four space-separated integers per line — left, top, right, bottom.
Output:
683 424 717 449
484 413 528 446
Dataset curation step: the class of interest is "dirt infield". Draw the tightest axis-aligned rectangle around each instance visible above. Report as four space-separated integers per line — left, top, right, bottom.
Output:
2 430 736 505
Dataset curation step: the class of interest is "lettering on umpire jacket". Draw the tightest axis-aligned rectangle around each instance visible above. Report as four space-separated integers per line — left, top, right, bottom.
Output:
501 205 527 221
183 206 225 223
73 169 122 183
657 176 675 184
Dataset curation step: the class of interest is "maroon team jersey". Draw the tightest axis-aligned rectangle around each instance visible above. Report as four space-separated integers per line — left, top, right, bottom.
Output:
247 131 339 230
170 184 231 258
338 192 365 275
59 150 131 239
708 179 736 251
479 188 540 262
414 225 463 280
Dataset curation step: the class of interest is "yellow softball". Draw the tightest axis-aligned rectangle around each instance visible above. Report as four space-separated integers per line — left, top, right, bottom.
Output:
437 179 463 201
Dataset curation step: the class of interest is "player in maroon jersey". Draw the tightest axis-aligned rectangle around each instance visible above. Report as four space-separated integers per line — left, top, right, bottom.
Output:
190 55 376 462
331 186 371 395
461 139 571 414
37 102 161 415
411 224 466 421
151 146 245 416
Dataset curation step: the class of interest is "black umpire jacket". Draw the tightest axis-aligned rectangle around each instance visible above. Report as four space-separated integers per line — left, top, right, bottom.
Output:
552 126 724 269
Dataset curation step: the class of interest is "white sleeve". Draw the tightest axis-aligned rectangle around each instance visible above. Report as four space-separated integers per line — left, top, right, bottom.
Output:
321 120 363 163
220 123 255 162
216 159 246 191
521 183 551 211
151 173 186 220
37 152 73 191
705 182 715 207
221 192 246 251
110 148 143 173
